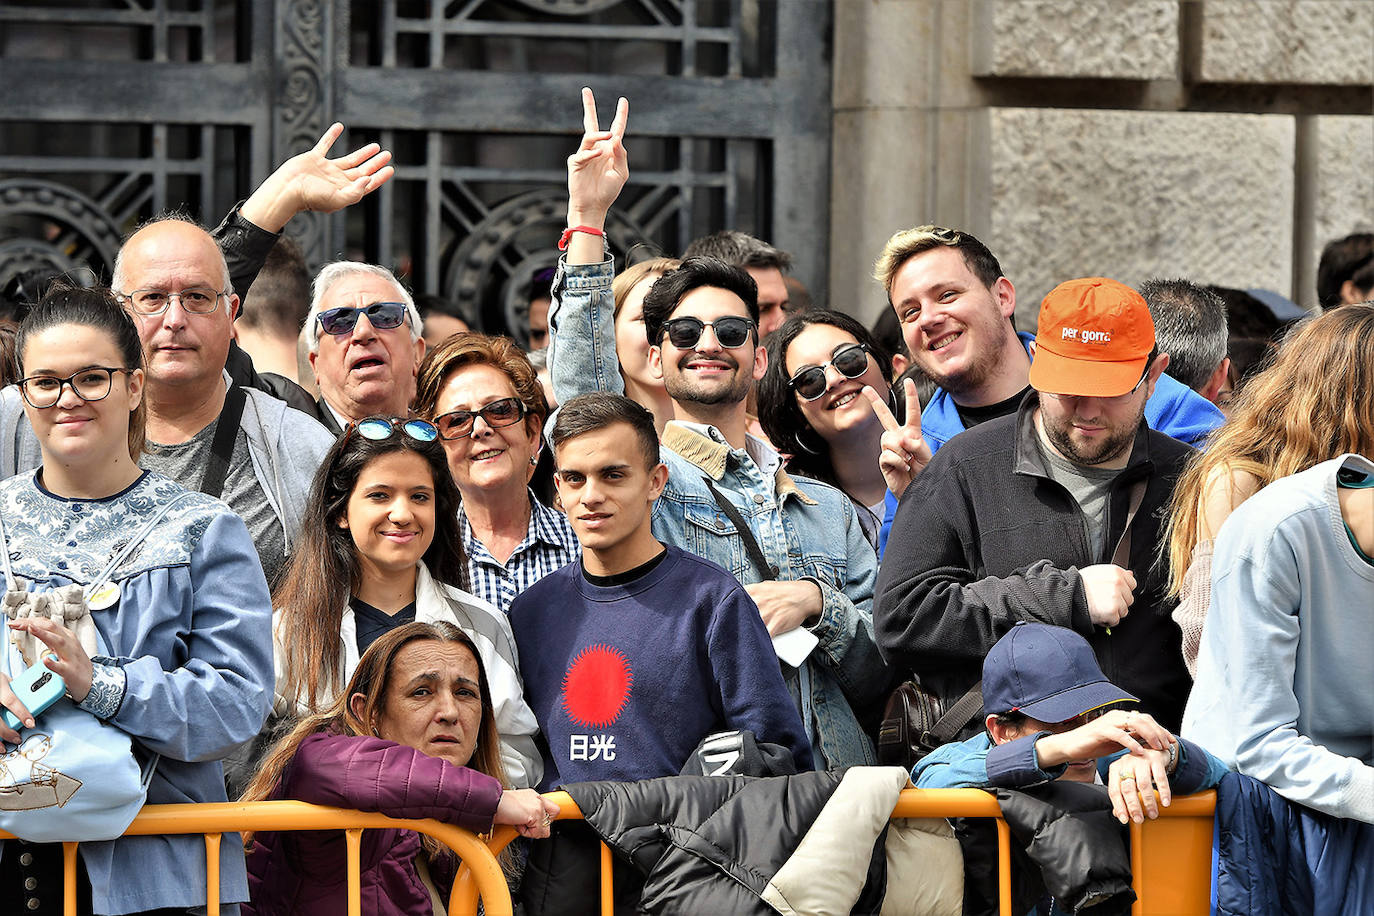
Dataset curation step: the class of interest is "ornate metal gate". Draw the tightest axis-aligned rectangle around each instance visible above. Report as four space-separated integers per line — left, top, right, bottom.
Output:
0 0 831 334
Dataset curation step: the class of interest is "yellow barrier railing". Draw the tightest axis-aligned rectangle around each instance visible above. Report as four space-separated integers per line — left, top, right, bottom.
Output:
3 788 1218 916
0 800 512 916
454 787 1218 916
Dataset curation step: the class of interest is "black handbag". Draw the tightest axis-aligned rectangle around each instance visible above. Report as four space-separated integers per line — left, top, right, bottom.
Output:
877 678 984 771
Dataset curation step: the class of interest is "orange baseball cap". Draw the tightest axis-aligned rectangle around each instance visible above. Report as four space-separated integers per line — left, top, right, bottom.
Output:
1029 277 1156 397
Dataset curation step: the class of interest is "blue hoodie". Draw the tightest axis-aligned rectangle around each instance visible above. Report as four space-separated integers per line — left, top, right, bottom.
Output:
877 333 1223 555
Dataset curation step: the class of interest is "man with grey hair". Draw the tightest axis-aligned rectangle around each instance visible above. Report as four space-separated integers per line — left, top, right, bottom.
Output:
304 261 426 434
1138 278 1229 405
683 230 793 339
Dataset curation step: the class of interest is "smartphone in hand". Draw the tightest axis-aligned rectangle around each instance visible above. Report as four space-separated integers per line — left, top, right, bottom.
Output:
3 661 66 731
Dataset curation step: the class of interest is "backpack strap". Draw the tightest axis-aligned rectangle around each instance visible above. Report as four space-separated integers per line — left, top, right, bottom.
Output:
199 384 247 500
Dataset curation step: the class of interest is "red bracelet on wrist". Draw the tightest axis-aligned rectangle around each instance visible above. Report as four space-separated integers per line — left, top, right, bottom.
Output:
558 225 605 251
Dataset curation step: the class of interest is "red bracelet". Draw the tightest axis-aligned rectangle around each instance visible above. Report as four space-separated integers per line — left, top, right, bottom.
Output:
558 225 605 251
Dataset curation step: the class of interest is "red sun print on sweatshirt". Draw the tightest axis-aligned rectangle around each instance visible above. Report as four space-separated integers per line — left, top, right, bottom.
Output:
561 644 633 729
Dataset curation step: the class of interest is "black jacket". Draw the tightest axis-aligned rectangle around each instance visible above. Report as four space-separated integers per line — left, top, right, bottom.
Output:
958 781 1134 916
875 395 1195 731
530 768 961 916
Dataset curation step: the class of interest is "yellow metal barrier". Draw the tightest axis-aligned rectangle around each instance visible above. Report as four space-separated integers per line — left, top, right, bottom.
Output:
2 788 1218 915
0 800 512 916
454 788 1218 916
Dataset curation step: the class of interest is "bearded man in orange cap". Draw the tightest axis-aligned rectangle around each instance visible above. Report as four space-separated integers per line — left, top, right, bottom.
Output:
874 277 1196 734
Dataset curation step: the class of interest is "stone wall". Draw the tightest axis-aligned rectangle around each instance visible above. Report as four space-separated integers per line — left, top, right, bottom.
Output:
830 0 1374 325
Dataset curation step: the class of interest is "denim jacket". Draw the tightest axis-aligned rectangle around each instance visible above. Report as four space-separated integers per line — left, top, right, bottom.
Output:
546 260 885 766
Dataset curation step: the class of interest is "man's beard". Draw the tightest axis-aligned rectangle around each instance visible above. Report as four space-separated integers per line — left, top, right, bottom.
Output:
912 321 1009 399
663 356 751 408
1041 412 1137 466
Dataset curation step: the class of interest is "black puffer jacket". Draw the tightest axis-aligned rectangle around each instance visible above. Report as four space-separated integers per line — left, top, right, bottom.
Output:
959 781 1133 916
558 767 962 916
875 396 1195 731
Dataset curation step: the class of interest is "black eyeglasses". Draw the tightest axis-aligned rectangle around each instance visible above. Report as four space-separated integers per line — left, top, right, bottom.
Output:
787 343 872 401
19 367 130 409
659 316 755 350
341 416 439 449
317 302 410 336
432 397 527 440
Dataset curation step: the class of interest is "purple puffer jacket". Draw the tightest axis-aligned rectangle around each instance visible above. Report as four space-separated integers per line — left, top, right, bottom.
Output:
243 729 503 916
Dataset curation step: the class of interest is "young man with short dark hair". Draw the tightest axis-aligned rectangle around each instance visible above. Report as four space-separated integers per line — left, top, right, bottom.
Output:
511 392 811 914
510 392 811 787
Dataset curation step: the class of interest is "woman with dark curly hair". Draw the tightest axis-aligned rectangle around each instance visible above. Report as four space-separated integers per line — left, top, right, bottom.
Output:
757 309 897 546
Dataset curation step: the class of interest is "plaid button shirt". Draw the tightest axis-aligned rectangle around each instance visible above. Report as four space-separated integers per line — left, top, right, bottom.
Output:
461 490 581 615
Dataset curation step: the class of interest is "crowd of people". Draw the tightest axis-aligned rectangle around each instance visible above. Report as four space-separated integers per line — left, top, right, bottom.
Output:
0 88 1370 915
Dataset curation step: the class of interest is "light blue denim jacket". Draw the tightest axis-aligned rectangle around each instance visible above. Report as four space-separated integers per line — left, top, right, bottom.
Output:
547 255 886 767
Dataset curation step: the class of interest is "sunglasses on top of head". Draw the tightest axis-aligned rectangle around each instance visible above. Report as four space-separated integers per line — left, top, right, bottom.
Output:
341 416 439 450
658 316 755 350
787 342 872 401
317 302 410 336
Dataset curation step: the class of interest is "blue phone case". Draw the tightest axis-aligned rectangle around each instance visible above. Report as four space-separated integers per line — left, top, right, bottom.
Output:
3 661 67 731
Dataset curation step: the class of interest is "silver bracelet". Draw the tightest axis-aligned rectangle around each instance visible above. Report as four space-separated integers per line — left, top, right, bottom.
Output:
1166 740 1179 773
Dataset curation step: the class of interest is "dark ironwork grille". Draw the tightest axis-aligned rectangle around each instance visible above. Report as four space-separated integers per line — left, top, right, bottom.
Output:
0 0 831 336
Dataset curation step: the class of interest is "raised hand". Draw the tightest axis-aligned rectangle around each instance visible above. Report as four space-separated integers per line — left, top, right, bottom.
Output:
861 378 932 498
567 87 629 229
240 123 395 233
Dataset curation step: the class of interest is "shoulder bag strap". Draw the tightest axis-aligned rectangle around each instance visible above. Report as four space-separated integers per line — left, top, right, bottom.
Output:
930 682 984 745
703 477 778 580
1109 478 1149 568
87 491 199 598
199 384 247 500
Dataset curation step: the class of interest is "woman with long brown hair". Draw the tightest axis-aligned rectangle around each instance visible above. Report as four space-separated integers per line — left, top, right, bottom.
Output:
243 621 558 915
1164 304 1374 672
271 417 541 787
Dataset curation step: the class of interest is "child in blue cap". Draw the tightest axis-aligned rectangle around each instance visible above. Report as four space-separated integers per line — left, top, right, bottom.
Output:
914 622 1227 824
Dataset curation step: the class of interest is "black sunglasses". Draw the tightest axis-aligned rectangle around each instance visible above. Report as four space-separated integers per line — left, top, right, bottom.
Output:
659 316 755 350
787 343 872 401
432 397 527 440
317 302 410 336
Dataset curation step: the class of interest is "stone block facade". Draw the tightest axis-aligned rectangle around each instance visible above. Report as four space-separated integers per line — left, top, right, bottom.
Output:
830 0 1374 321
986 108 1295 324
1197 1 1374 86
973 0 1179 80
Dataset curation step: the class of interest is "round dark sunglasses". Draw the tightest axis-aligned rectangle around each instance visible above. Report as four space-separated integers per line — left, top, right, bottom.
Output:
317 302 410 336
432 397 527 440
787 343 872 401
659 316 755 350
342 416 439 448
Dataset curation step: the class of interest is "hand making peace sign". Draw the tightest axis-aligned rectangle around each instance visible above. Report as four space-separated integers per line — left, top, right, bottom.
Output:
861 378 932 498
567 87 629 228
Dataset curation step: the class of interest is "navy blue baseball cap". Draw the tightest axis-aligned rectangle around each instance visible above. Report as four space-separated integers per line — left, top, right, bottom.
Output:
983 623 1137 723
